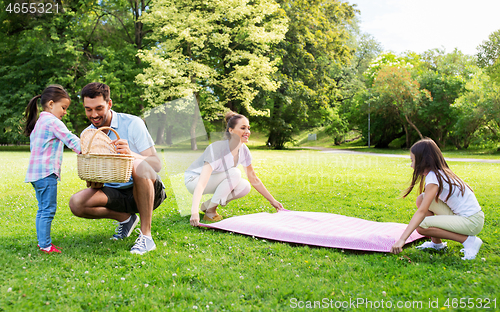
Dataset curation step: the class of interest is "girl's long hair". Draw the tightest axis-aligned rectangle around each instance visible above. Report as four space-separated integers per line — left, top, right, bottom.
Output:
402 138 472 202
24 85 70 136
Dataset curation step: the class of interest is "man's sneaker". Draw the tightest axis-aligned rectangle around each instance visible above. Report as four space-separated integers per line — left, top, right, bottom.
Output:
130 229 156 255
111 214 139 240
39 243 61 254
461 237 483 260
416 241 447 250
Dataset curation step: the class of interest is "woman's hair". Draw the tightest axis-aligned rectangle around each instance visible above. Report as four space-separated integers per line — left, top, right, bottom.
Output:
24 84 70 136
402 138 471 201
225 111 247 139
81 82 110 102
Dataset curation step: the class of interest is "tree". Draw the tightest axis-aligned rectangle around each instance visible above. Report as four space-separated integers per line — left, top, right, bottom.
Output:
253 0 357 148
335 33 382 144
136 0 288 150
371 66 432 148
0 1 82 142
414 49 473 148
451 70 500 149
477 29 500 83
0 0 155 142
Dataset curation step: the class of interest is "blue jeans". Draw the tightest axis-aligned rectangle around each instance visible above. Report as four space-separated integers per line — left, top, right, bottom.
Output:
31 174 58 248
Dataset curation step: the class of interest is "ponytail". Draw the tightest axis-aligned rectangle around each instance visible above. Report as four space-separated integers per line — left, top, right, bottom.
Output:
24 84 70 136
24 95 42 136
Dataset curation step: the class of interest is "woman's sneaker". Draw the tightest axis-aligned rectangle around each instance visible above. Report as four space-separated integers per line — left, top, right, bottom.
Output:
416 241 447 250
130 229 156 255
111 214 139 240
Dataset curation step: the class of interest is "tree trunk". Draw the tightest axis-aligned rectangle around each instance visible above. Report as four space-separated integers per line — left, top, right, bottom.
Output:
190 91 201 150
405 114 424 140
166 125 173 145
155 122 165 145
403 123 409 148
227 100 234 112
190 112 198 151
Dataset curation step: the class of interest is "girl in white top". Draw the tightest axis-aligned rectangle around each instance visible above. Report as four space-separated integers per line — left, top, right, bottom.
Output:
185 111 283 226
390 139 484 260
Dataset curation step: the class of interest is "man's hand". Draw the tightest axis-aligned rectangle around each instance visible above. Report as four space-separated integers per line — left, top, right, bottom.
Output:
111 139 132 155
87 181 104 188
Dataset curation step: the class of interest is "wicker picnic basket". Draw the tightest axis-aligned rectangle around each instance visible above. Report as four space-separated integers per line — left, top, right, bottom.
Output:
77 127 134 183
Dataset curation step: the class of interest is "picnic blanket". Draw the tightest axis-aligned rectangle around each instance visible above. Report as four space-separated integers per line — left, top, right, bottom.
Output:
199 210 424 252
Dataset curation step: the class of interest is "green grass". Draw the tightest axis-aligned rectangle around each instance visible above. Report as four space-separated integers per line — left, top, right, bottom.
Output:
1 149 499 311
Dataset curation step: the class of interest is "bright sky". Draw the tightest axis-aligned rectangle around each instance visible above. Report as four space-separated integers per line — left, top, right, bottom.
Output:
350 0 500 55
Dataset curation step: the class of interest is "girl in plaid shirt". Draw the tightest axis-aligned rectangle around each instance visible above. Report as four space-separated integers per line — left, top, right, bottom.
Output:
24 85 81 253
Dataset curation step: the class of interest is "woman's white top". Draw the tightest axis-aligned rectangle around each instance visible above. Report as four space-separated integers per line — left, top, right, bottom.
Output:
425 170 481 217
185 140 252 177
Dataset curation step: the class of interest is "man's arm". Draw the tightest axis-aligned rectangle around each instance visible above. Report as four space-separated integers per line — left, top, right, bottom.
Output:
113 140 162 173
137 146 162 173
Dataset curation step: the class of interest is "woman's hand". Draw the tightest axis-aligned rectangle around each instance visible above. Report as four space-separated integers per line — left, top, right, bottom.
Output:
270 199 284 211
190 213 200 227
390 239 406 254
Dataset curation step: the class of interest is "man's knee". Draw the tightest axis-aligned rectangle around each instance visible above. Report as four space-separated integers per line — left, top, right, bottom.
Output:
133 159 156 180
69 194 84 217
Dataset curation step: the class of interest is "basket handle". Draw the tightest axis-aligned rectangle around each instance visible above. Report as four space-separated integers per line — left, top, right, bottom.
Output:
85 126 120 155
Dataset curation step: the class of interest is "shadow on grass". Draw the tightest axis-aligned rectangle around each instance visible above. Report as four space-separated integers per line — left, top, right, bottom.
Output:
0 229 140 256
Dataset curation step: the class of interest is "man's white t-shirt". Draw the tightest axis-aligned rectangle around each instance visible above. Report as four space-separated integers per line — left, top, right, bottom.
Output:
425 170 481 217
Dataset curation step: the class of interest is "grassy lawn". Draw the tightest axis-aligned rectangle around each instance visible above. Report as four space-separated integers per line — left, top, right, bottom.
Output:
0 148 499 311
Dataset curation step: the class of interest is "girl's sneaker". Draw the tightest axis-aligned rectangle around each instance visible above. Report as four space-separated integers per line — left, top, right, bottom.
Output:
461 237 483 260
416 241 447 250
38 243 61 253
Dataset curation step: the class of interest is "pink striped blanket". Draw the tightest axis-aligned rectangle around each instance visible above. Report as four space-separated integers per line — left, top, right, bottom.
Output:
199 210 424 252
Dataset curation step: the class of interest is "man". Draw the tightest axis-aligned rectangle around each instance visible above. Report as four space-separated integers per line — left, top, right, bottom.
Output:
69 82 166 255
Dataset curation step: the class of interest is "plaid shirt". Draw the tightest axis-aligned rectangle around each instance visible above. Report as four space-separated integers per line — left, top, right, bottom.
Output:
25 112 81 182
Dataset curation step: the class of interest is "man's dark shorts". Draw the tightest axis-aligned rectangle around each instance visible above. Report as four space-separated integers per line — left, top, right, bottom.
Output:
101 174 166 214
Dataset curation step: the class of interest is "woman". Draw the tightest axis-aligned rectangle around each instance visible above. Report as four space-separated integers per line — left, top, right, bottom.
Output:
185 111 283 226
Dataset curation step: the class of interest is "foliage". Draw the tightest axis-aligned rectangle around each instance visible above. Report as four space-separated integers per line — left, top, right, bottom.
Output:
451 70 500 149
370 66 432 148
137 0 287 116
253 0 357 149
349 51 423 148
477 29 500 83
350 49 494 150
363 52 418 87
350 89 405 148
413 49 474 148
0 0 152 142
136 0 288 150
337 33 383 107
0 2 81 141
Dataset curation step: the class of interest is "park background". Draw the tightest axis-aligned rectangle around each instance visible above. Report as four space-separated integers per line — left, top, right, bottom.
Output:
1 0 500 310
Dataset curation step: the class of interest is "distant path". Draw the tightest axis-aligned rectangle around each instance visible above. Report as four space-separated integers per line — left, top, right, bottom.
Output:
302 147 500 164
